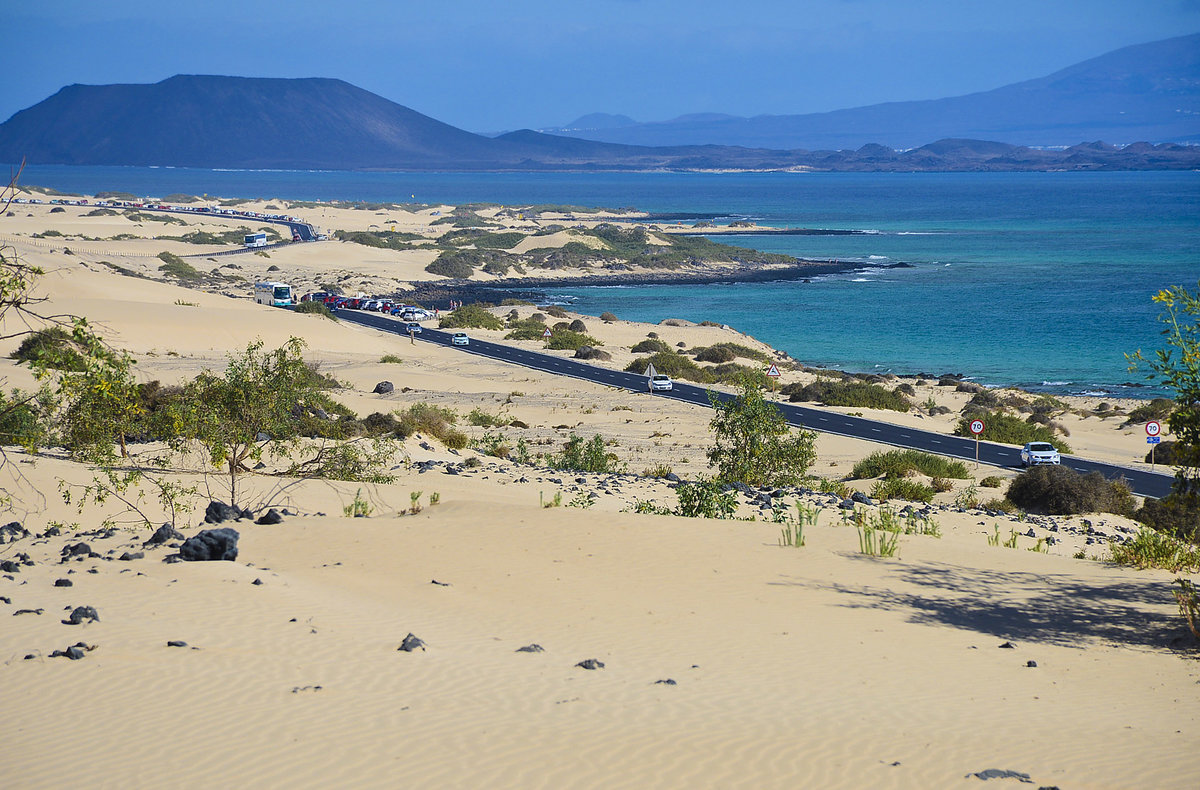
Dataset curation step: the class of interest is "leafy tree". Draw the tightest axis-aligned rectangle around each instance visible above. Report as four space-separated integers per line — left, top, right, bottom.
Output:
1129 283 1200 540
180 337 330 504
706 378 816 487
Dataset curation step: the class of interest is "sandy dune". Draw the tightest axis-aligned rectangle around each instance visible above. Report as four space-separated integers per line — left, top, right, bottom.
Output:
1 196 1197 788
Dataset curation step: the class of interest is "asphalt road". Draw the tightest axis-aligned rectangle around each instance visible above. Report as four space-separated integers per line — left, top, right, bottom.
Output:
334 308 1176 500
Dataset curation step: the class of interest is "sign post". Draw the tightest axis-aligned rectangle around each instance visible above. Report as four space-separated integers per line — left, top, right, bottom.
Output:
1146 420 1162 467
969 418 985 466
765 363 781 395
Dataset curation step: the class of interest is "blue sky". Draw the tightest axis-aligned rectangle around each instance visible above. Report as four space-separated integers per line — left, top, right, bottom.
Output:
6 1 1199 132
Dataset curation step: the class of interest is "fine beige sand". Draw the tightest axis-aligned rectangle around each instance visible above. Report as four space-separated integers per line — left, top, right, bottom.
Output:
1 197 1197 788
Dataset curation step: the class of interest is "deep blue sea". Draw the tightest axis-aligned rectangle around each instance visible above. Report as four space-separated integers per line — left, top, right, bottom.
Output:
16 165 1200 397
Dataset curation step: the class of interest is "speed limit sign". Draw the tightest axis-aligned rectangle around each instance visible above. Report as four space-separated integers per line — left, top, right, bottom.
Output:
1146 421 1161 437
969 419 985 436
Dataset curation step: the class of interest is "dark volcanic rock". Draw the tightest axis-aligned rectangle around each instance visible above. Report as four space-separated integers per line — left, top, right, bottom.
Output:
63 605 99 625
575 658 605 670
515 644 545 653
166 640 188 647
118 551 144 561
144 523 184 547
61 542 94 559
0 560 20 573
0 521 29 544
51 642 94 660
178 528 240 562
204 500 251 524
373 381 394 394
397 633 426 652
255 508 283 525
53 578 73 587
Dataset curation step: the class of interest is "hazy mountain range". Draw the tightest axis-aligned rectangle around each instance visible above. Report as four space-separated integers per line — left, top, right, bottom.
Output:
539 33 1200 150
0 34 1196 172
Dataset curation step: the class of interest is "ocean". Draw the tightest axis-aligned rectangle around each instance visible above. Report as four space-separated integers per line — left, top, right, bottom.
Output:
15 165 1200 397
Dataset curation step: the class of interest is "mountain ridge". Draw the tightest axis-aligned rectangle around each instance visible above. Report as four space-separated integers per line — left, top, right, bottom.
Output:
538 33 1200 149
0 72 1197 172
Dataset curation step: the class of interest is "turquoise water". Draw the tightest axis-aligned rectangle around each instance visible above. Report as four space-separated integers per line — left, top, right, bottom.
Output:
15 166 1200 396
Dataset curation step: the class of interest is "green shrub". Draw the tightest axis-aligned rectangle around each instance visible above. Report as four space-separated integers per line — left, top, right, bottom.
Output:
543 305 569 319
980 475 1004 488
631 338 673 354
395 403 466 448
549 433 623 473
675 477 739 519
379 354 403 364
851 450 970 480
425 254 477 278
505 319 552 341
1123 398 1175 426
625 352 713 383
10 326 87 371
0 388 46 449
156 251 201 280
954 410 1070 453
599 312 618 322
439 303 504 330
695 342 771 364
709 363 771 388
293 301 336 320
333 229 423 249
1135 495 1200 545
1108 528 1200 572
694 345 736 363
546 330 600 351
871 477 935 503
1006 466 1135 516
784 380 910 412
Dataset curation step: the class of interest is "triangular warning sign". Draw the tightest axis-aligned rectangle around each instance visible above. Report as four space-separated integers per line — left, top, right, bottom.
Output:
542 328 552 338
645 362 657 378
766 363 781 378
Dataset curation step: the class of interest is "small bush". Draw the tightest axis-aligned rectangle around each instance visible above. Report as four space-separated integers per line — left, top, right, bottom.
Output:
626 352 713 383
980 475 1004 488
549 433 623 473
599 311 618 322
425 255 476 278
784 380 909 412
1144 441 1179 465
871 477 935 503
1135 495 1200 545
439 303 504 330
851 450 971 480
546 330 600 351
1006 466 1135 516
395 403 467 448
694 345 736 363
10 327 86 371
379 354 403 364
631 338 673 354
157 251 201 280
293 301 336 320
955 410 1070 453
1123 398 1174 426
1108 529 1200 572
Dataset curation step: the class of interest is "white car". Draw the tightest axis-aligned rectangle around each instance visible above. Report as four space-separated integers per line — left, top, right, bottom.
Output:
451 332 469 346
1020 442 1061 466
649 374 673 392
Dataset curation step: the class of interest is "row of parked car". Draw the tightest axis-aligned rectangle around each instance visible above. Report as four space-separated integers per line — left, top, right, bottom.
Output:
300 292 435 321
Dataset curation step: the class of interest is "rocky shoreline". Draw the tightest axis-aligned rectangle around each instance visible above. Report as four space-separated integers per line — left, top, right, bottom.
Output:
403 259 909 306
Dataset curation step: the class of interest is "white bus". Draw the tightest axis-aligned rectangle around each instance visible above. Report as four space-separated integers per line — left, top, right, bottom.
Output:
244 231 268 247
254 281 293 307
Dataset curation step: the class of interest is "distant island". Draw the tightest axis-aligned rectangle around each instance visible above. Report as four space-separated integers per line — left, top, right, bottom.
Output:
0 34 1197 173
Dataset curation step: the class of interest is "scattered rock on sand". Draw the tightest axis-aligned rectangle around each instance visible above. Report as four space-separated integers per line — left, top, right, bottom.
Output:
204 501 252 524
373 381 394 394
62 605 99 625
575 659 605 670
0 521 29 544
166 640 188 647
60 542 95 560
255 508 283 525
50 642 95 660
515 644 545 653
178 528 240 562
53 578 73 587
118 551 144 561
144 523 184 547
967 768 1033 782
654 679 677 685
397 633 426 652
